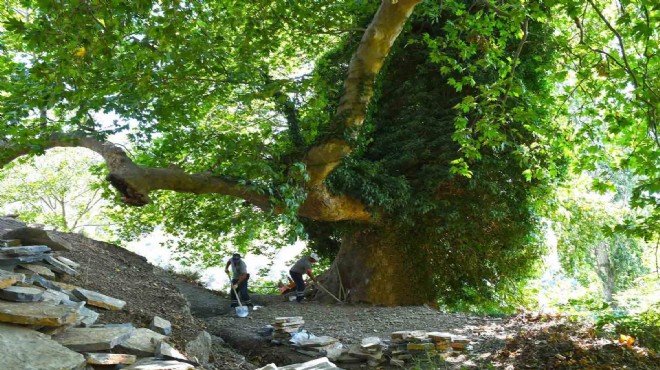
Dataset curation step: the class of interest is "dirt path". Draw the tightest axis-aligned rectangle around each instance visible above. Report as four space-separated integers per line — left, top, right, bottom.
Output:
169 277 520 369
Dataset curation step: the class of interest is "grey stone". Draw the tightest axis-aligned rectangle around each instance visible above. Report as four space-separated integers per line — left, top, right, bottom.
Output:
0 300 81 326
42 288 72 304
117 328 168 357
0 254 46 267
360 336 381 349
19 263 56 278
85 353 137 365
53 326 136 351
156 340 189 362
279 357 340 369
44 255 78 275
0 269 24 289
0 286 44 302
184 330 212 364
150 315 173 335
56 255 80 269
78 305 100 327
0 245 50 256
0 323 85 370
297 336 339 348
124 358 198 370
73 287 126 310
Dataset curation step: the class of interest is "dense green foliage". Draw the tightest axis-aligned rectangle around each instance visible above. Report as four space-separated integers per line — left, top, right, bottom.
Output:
1 0 658 307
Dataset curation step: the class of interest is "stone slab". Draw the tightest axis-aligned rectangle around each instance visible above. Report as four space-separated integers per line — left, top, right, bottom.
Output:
360 336 381 349
53 326 136 352
73 287 126 310
44 255 78 275
0 322 85 370
274 316 303 323
0 254 46 266
297 336 339 348
118 328 168 357
0 245 51 256
124 358 197 370
56 255 81 269
156 341 189 362
0 269 24 289
19 263 56 278
0 285 44 302
85 353 137 365
42 288 72 304
279 357 340 369
151 315 173 335
0 300 81 325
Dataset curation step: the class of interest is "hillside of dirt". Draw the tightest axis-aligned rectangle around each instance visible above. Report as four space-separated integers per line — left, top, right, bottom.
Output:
27 225 660 370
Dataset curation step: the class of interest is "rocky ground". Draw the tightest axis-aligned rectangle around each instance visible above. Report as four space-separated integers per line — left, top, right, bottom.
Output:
18 223 658 370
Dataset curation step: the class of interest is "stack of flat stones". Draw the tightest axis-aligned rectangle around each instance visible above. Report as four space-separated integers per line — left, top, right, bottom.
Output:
272 316 305 342
384 330 470 367
0 237 199 370
337 336 385 367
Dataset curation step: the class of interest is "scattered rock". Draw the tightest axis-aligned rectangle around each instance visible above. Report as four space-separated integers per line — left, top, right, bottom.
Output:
151 315 173 335
185 330 212 364
156 340 190 362
118 328 168 357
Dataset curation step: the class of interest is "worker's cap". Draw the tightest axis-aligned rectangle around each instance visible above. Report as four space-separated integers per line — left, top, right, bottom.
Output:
232 253 241 260
310 253 319 262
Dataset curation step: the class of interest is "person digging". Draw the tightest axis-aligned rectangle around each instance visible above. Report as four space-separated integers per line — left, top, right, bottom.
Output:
225 253 253 308
289 253 319 303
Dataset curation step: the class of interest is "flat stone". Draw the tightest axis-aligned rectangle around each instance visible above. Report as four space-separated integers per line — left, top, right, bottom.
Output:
124 358 197 370
184 330 212 364
360 336 381 349
78 305 100 327
427 332 453 342
44 255 78 275
390 358 406 367
279 357 339 369
156 341 189 362
0 239 21 247
274 316 303 323
19 263 56 278
0 254 46 266
0 269 24 288
151 315 173 335
73 287 126 310
0 286 44 302
53 326 136 352
85 353 137 365
55 255 81 269
0 300 81 325
0 245 51 256
51 280 80 291
0 323 85 370
297 336 339 348
407 342 435 351
118 328 167 357
42 288 72 304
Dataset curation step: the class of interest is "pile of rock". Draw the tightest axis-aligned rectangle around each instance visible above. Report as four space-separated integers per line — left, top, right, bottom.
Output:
384 330 470 367
0 236 200 370
338 336 385 367
272 316 305 342
258 357 342 370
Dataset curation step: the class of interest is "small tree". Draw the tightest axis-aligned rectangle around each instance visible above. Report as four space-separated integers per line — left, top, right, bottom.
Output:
0 148 109 236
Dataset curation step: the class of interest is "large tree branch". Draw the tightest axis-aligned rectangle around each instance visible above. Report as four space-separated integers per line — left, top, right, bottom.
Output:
304 0 422 183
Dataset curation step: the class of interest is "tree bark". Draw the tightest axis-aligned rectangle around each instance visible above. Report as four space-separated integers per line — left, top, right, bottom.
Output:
595 242 616 303
318 226 436 306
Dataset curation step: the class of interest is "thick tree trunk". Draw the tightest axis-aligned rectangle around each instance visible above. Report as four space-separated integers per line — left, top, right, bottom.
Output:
595 242 616 303
319 227 435 306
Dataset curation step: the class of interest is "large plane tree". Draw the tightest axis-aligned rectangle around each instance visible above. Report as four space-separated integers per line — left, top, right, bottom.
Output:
1 0 657 305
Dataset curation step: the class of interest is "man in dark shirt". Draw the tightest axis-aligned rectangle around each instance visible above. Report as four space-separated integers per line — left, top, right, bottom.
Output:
289 253 319 303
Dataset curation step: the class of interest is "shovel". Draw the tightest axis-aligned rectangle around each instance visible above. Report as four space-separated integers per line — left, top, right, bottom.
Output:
231 283 249 317
227 271 248 317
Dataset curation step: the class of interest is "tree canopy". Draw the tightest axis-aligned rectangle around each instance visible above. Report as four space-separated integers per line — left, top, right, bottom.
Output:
1 0 658 306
